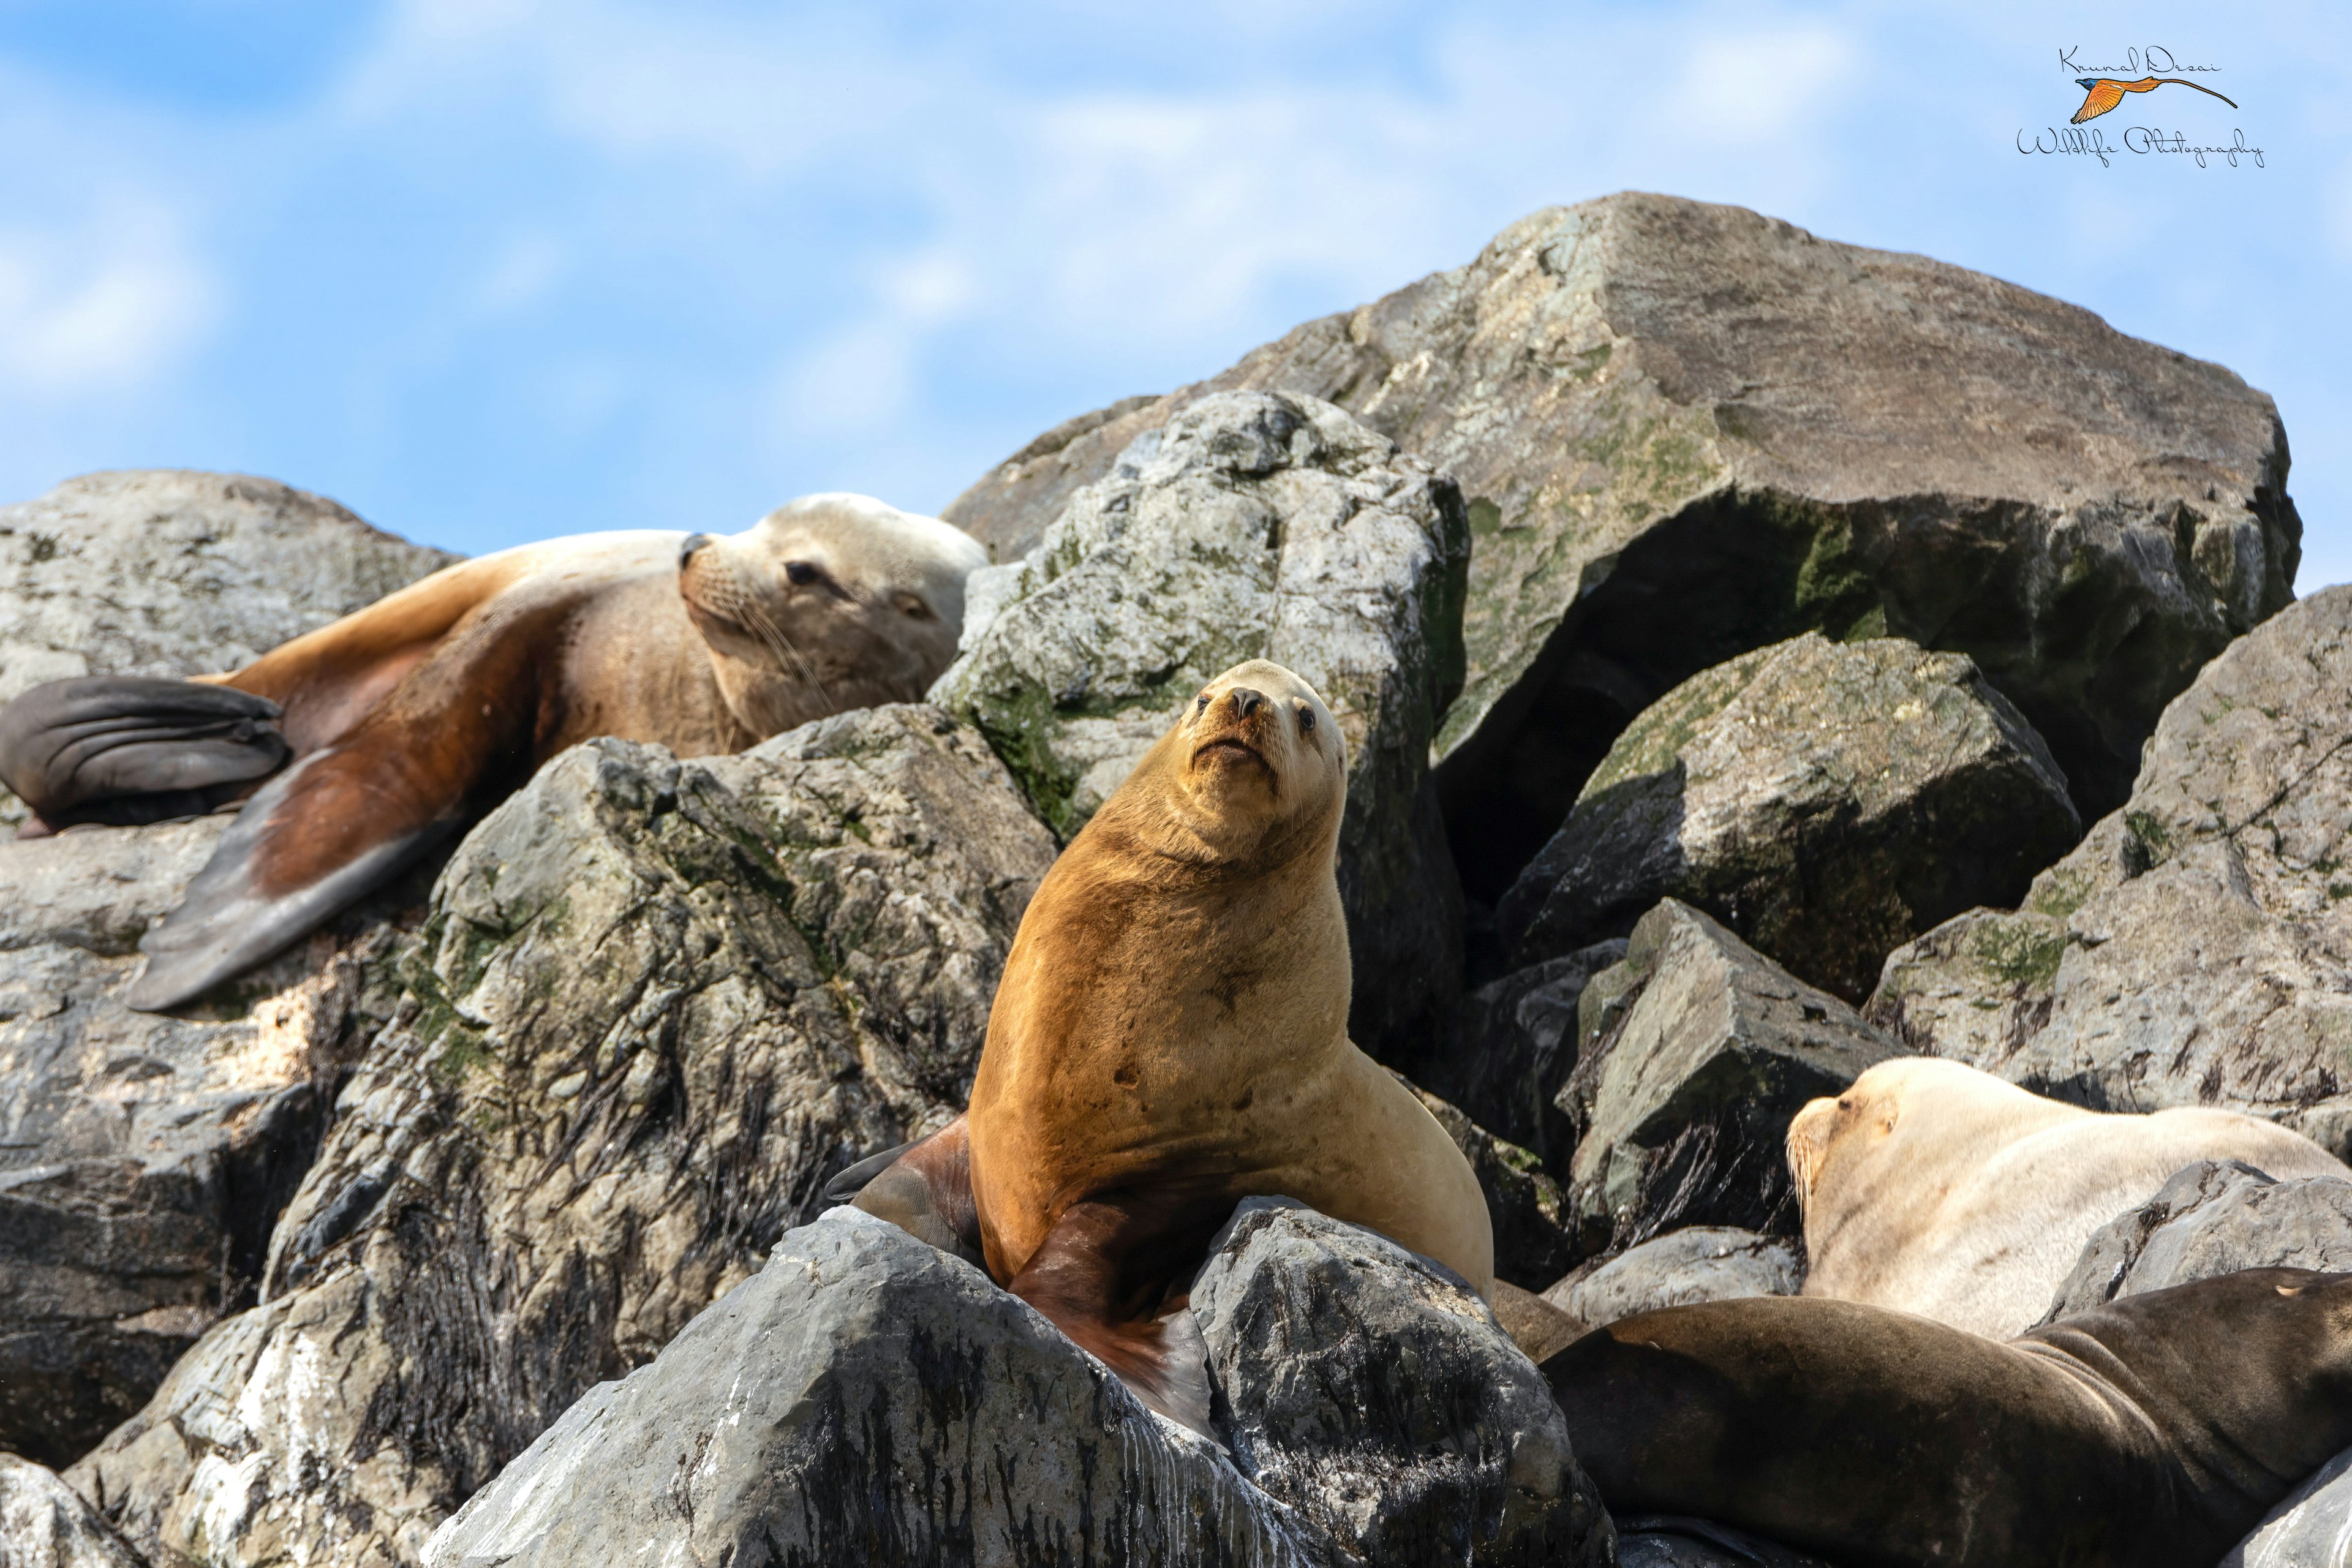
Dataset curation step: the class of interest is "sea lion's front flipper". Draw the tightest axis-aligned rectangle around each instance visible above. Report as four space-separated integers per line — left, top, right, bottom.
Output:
0 676 288 832
843 1118 984 1266
1008 1185 1227 1438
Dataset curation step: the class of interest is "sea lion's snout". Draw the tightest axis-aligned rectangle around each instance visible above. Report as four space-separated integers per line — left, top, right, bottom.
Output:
1226 686 1266 718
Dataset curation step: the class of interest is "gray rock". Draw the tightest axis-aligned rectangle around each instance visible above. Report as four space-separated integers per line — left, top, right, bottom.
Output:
421 1205 1336 1568
1615 1520 1833 1568
66 709 1056 1567
0 818 412 1466
1434 941 1627 1172
1498 634 2080 1001
0 1455 146 1568
1191 1199 1612 1568
943 192 2298 900
2041 1160 2352 1323
1870 586 2352 1158
0 470 457 829
933 388 1470 1066
1547 1227 1804 1329
1398 1079 1578 1291
1561 900 1895 1253
2220 1446 2352 1568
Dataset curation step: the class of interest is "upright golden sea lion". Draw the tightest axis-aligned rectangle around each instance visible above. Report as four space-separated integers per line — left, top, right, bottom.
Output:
834 660 1493 1424
0 493 987 1011
1787 1056 2350 1336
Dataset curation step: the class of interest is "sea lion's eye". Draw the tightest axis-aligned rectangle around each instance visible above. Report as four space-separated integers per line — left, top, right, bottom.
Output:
785 561 820 586
1195 692 1212 715
1297 704 1315 733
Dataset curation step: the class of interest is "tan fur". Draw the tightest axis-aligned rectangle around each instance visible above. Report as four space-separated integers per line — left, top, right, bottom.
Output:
965 659 1496 1297
1790 1056 2351 1336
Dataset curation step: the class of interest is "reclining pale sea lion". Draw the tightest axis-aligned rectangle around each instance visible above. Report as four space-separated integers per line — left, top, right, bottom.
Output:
0 492 987 1011
829 659 1494 1428
1787 1055 2349 1336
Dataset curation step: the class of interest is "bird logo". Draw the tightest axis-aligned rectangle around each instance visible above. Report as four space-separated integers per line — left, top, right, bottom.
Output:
2070 76 2237 124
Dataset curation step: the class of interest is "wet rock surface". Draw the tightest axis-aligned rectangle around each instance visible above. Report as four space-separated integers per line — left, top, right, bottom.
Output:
935 388 1471 1066
1561 900 1894 1254
66 709 1055 1567
1870 587 2352 1159
2041 1160 2352 1323
0 1453 147 1568
1498 633 2080 1001
423 1206 1338 1568
0 470 458 830
944 191 2298 900
0 818 413 1468
1546 1226 1804 1329
1615 1520 1833 1568
2221 1446 2352 1568
1189 1199 1612 1568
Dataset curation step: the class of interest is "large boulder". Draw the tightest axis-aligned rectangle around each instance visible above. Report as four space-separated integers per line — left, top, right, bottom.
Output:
0 470 458 829
1402 1080 1578 1289
1187 1198 1611 1568
1561 900 1895 1254
1869 587 2352 1158
1616 1521 1831 1568
933 388 1470 1065
1497 633 2080 1001
0 1453 146 1568
2221 1446 2352 1568
66 710 1056 1567
0 819 412 1467
1432 941 1627 1174
1545 1226 1803 1330
2041 1160 2352 1323
423 1206 1338 1568
944 192 2299 901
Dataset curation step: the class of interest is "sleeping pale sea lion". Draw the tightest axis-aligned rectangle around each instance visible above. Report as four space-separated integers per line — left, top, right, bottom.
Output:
1787 1055 2350 1336
831 659 1493 1425
0 492 987 1011
1544 1270 2352 1568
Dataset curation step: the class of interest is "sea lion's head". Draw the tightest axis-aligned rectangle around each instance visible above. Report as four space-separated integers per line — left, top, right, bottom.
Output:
676 492 988 737
1787 1060 1912 1209
1111 659 1346 870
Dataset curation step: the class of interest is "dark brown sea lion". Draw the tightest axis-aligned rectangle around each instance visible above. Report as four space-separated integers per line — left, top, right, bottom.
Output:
1542 1269 2352 1568
835 659 1493 1426
0 494 986 1011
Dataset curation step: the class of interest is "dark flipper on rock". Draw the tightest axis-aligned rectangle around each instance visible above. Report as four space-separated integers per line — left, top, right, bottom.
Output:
846 1118 985 1267
0 676 288 831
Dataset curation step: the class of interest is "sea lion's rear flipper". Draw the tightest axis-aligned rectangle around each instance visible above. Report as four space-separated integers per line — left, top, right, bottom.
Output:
0 677 288 833
1008 1185 1227 1438
843 1118 986 1267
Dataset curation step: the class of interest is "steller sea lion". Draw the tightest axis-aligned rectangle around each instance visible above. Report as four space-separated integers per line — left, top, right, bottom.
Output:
0 493 987 1011
1542 1269 2352 1568
832 659 1493 1427
1786 1055 2350 1336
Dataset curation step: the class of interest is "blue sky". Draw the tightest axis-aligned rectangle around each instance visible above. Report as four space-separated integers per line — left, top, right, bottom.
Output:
2 1 2345 583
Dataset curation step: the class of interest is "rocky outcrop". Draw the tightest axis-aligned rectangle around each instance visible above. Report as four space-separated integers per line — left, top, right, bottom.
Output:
0 470 458 829
1498 634 2079 1001
1561 900 1894 1254
934 389 1470 1065
66 710 1056 1567
1870 587 2352 1159
945 192 2298 900
1403 1082 1578 1289
0 818 414 1467
0 1454 146 1568
1434 941 1626 1172
1545 1227 1803 1329
423 1206 1336 1568
2041 1161 2352 1323
1193 1199 1611 1567
1616 1521 1832 1568
2222 1446 2352 1568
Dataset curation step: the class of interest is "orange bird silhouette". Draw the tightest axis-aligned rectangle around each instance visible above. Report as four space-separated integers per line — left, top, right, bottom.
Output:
2071 76 2237 124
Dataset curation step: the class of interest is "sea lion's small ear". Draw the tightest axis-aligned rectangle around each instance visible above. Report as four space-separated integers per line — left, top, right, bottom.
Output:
891 590 936 621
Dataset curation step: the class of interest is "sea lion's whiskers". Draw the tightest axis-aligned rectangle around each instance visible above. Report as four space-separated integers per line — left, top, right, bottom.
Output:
747 600 832 706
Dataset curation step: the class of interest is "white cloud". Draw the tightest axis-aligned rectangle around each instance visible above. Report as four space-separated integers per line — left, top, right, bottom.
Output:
0 200 219 397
